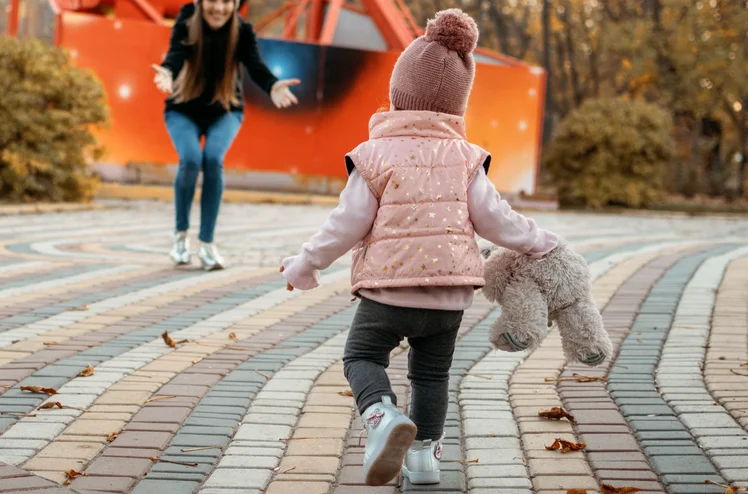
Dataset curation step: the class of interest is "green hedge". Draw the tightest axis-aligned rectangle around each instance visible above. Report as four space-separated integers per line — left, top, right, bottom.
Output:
543 98 674 209
0 38 108 203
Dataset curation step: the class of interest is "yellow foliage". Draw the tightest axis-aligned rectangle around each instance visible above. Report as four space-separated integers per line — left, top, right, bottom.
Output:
0 38 108 203
543 98 674 209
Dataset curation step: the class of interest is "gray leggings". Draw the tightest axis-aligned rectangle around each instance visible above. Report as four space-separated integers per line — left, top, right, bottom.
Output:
343 297 463 441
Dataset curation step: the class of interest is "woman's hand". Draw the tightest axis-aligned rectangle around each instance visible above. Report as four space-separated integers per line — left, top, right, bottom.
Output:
271 79 301 109
151 64 173 94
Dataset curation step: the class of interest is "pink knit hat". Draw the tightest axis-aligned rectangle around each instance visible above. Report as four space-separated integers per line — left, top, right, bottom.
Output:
389 9 479 116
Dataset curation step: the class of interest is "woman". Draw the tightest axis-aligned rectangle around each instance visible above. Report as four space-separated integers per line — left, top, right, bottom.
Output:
152 0 299 271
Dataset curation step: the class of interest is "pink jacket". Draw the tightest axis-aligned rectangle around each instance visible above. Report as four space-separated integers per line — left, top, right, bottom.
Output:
346 111 487 293
281 111 558 311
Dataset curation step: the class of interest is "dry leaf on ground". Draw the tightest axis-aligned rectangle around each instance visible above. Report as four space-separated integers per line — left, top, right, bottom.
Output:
20 386 57 395
567 490 588 494
77 364 94 377
545 373 606 383
705 480 748 494
539 407 576 423
338 389 354 397
107 432 119 442
37 401 88 412
546 438 586 454
161 331 189 348
228 332 238 341
37 402 63 410
145 395 176 404
254 370 271 380
600 484 643 494
66 305 89 311
64 470 87 480
150 457 197 467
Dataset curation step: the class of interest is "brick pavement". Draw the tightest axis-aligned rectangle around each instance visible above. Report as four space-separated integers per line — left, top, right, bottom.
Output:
1 200 748 493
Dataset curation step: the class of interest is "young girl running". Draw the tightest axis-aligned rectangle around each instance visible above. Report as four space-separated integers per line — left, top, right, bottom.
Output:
281 9 558 487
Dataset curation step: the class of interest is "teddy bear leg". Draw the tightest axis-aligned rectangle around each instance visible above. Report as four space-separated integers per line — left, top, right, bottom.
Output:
489 279 549 352
556 297 613 366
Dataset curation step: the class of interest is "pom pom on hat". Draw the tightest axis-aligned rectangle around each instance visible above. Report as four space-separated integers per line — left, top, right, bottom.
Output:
425 9 479 55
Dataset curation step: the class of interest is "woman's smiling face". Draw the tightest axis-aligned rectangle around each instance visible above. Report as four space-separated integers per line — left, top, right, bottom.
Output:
201 0 234 30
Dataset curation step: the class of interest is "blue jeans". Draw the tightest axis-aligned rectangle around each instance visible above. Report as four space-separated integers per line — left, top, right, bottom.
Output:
165 111 243 243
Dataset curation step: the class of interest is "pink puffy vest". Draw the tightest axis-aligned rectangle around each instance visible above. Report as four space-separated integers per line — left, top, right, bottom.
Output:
346 111 489 295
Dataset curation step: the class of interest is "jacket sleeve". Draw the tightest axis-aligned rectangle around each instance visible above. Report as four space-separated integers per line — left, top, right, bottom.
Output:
468 164 558 258
281 171 379 290
238 23 279 95
160 4 193 77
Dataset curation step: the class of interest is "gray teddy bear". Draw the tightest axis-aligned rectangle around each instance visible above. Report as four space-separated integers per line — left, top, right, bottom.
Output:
481 239 613 366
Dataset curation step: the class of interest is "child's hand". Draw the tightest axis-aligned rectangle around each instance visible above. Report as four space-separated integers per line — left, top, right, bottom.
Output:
279 266 294 291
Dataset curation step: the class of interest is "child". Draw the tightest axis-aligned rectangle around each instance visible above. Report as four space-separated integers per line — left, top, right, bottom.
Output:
280 8 558 487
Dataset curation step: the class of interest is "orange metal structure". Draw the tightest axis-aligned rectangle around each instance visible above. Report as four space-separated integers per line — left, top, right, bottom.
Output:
3 0 546 196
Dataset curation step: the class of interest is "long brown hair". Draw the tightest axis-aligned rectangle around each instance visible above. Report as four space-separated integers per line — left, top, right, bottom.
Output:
171 0 240 110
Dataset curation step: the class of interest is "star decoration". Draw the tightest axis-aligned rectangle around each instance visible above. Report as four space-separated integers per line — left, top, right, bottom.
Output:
432 258 439 264
383 266 388 272
394 183 400 189
421 264 427 270
404 244 410 250
429 212 436 218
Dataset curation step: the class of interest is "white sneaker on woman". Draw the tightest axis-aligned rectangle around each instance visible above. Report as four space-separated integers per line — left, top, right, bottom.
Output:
402 435 443 485
169 231 191 266
198 243 225 271
362 396 417 486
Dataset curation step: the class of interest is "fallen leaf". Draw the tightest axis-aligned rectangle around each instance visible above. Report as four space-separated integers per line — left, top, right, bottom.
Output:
545 438 586 454
37 401 88 412
37 402 63 410
567 490 588 494
0 412 37 417
545 374 607 383
161 331 187 348
145 395 176 404
464 372 493 380
254 370 271 380
10 340 20 344
539 407 576 423
456 459 479 464
600 484 643 494
228 332 238 341
180 446 222 453
77 364 95 377
338 389 354 397
150 457 197 467
719 356 727 360
705 480 748 494
66 305 89 311
282 466 296 474
107 432 119 442
64 469 88 480
20 386 57 395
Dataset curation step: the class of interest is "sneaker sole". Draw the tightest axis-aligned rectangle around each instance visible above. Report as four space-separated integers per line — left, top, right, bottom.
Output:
402 465 440 485
365 422 417 486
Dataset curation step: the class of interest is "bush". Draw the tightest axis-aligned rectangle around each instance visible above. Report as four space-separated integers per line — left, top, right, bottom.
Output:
543 98 674 209
0 38 108 203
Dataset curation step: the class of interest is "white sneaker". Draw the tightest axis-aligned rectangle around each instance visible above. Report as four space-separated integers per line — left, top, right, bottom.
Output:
402 435 443 485
362 396 417 486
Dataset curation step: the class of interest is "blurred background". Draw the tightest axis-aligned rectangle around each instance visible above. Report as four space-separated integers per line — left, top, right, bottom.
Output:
1 0 747 213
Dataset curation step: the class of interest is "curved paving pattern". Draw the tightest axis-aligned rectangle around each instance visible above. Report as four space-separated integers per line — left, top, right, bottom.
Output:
1 201 748 493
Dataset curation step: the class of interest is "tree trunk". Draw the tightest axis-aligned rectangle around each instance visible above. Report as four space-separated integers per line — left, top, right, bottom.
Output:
542 0 553 143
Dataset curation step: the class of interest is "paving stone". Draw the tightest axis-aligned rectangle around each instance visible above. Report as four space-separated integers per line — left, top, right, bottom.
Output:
650 455 718 475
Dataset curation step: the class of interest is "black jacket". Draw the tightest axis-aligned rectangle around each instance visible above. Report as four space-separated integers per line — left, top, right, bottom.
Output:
160 3 278 123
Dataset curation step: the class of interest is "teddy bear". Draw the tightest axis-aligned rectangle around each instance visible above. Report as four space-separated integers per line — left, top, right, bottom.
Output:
480 239 613 366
